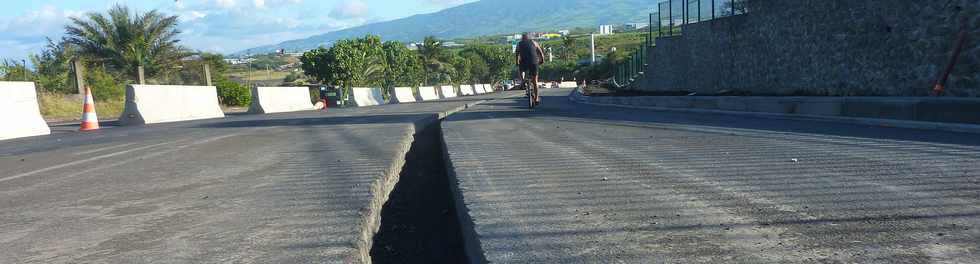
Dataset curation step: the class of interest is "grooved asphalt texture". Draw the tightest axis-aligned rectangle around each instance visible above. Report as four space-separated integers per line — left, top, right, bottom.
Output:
442 88 980 263
0 93 510 264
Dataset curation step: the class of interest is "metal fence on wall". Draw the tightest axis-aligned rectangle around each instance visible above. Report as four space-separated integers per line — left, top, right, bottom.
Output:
614 0 748 87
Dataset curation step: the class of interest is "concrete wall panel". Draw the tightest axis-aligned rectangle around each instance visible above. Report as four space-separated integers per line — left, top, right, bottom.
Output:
419 86 440 101
249 86 315 114
352 87 386 107
119 85 225 126
393 87 417 103
0 82 51 140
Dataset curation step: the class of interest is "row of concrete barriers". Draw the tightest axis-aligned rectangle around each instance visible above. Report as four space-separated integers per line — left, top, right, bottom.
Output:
1 81 501 140
389 84 497 105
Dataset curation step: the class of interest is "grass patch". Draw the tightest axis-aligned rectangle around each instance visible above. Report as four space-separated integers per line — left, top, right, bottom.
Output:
38 92 124 122
225 70 291 82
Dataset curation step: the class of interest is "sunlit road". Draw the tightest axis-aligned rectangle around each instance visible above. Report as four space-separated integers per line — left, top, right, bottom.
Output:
2 87 979 264
443 88 980 263
0 93 510 264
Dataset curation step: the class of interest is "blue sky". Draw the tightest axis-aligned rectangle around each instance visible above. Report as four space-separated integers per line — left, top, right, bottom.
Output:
0 0 477 60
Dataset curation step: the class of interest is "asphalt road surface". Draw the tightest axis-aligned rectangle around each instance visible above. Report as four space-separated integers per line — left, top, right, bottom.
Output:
0 93 507 264
442 88 980 263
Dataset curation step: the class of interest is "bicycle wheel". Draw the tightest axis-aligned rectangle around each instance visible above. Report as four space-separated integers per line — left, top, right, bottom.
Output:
528 83 536 109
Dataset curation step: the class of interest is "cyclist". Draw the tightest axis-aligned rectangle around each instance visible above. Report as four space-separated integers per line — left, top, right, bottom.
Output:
515 33 545 105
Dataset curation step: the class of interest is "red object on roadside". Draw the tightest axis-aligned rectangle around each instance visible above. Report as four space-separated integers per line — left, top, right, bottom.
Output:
79 87 100 131
932 19 970 96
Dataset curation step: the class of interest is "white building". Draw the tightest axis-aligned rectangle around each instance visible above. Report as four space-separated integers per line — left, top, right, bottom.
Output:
558 30 571 36
224 58 256 65
598 25 614 35
624 23 650 30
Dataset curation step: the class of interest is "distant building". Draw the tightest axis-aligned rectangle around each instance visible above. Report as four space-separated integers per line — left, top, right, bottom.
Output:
598 25 614 35
224 58 256 65
624 23 650 30
558 30 571 36
442 41 465 48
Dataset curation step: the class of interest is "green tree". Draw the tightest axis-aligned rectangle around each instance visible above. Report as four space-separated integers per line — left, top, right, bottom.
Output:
417 36 449 85
446 52 472 85
0 60 31 82
330 35 386 88
64 4 188 82
299 35 386 99
382 41 424 88
463 52 490 84
462 45 511 84
30 38 76 93
301 47 336 84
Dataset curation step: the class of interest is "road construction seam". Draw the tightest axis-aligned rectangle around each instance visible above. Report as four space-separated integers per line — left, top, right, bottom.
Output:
432 91 549 264
355 97 499 263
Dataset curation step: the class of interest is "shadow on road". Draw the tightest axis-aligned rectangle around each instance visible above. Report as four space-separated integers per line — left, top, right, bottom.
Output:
447 94 980 148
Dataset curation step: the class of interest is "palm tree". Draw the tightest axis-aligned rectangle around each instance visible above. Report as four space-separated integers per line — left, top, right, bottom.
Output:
64 4 188 82
417 36 449 85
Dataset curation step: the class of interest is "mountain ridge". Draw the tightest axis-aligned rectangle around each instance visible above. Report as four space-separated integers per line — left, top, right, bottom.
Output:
235 0 654 55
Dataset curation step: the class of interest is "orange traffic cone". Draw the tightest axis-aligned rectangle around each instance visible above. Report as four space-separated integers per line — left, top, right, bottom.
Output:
79 87 100 131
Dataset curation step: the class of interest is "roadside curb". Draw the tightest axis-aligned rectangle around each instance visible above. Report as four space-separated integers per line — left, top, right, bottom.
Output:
569 88 980 135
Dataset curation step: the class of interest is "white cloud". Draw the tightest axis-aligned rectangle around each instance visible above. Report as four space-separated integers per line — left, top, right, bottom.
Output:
330 1 369 19
0 5 82 58
216 0 236 9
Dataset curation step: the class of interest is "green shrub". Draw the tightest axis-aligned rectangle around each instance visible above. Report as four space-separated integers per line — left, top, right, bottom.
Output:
284 71 303 83
88 67 125 101
216 80 251 106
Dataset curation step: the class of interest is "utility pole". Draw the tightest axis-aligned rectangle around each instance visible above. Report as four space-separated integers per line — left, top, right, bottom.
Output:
72 60 85 95
590 34 597 65
204 63 212 86
138 65 146 84
548 47 554 63
245 56 251 89
22 59 28 81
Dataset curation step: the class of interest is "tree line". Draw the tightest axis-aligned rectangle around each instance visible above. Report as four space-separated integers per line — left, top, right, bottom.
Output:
300 35 512 95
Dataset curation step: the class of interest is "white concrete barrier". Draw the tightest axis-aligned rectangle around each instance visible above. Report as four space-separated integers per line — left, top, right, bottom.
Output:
249 86 315 114
483 84 494 93
352 87 386 107
461 84 476 96
419 86 440 101
119 85 225 126
440 85 458 99
559 81 578 88
393 87 417 103
0 82 51 140
473 84 486 94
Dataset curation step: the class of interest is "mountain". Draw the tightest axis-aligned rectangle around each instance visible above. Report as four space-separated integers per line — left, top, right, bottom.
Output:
235 0 654 55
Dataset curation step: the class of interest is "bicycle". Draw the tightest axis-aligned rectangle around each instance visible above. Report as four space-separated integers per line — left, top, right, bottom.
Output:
525 80 538 109
519 72 539 109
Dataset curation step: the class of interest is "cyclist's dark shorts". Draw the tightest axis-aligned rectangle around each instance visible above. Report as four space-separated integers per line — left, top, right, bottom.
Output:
520 63 539 77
